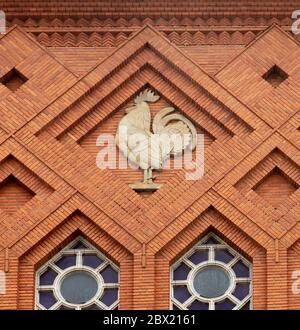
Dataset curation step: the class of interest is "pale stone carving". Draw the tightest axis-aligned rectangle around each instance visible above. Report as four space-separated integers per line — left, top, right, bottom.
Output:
116 89 196 191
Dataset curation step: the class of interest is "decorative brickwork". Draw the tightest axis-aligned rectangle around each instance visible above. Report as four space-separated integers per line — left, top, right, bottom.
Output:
0 1 299 310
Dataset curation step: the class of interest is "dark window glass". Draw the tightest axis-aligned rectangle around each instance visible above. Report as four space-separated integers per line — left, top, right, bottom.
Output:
173 263 190 281
188 300 209 310
39 291 57 309
193 266 230 298
100 266 118 283
203 237 220 245
55 255 76 270
215 249 234 264
82 304 102 310
60 271 98 304
58 305 75 310
188 250 208 265
173 286 191 303
241 301 250 310
83 254 103 269
232 283 250 301
39 267 57 286
215 298 236 310
232 261 249 278
101 288 118 307
71 241 88 250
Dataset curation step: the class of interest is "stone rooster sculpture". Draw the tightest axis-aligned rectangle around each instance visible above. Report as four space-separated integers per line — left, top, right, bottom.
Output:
116 89 196 191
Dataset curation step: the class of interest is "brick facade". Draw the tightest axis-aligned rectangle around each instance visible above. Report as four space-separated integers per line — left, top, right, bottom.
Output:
0 1 299 310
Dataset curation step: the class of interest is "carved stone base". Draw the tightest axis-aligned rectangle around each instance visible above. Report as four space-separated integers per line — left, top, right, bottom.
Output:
129 182 162 192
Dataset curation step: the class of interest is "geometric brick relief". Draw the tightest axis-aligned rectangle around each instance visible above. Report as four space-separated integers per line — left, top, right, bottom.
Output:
0 155 54 216
2 11 297 35
1 1 300 312
278 110 300 150
235 149 300 210
262 65 288 88
0 175 35 214
216 25 300 127
29 26 257 204
33 30 257 47
0 67 28 92
253 167 299 207
0 26 77 133
48 46 244 77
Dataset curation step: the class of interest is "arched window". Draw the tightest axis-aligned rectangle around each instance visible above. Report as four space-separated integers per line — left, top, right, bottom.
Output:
170 233 252 310
36 237 119 310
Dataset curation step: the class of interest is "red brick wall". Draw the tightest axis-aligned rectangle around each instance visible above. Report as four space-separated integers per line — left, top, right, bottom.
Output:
0 6 299 310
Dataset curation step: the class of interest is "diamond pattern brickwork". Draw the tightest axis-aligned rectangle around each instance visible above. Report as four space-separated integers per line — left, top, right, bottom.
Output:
262 65 288 88
0 175 35 214
0 12 298 311
253 167 298 207
216 25 300 128
0 68 28 92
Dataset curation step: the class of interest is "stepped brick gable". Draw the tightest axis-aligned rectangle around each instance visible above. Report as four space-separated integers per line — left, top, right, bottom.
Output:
0 0 299 310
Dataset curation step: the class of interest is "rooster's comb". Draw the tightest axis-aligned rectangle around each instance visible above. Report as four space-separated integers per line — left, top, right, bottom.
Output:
134 89 160 104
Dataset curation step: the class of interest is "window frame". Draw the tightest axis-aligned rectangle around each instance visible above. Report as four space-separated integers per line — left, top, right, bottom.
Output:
170 233 252 310
35 236 119 310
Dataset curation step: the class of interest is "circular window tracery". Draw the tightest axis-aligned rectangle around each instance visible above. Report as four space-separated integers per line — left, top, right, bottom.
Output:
60 270 99 304
36 237 119 310
171 233 252 310
193 265 231 298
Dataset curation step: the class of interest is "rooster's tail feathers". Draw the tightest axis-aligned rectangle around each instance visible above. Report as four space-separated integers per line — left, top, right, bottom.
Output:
153 107 197 151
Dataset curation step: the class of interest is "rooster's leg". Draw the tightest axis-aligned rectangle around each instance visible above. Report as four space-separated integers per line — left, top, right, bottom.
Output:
143 170 148 183
130 168 161 191
148 168 153 183
143 168 153 184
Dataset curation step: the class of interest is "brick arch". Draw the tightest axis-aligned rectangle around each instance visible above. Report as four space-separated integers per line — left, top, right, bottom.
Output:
154 207 267 310
17 211 133 310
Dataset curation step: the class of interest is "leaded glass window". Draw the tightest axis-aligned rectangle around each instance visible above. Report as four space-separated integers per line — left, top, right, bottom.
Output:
170 233 252 310
36 237 119 310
